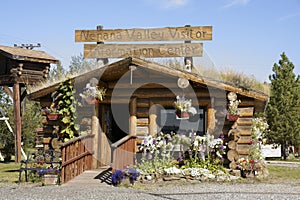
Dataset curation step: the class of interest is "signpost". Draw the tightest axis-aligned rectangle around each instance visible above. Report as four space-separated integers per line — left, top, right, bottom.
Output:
84 43 203 58
75 25 212 60
75 26 212 42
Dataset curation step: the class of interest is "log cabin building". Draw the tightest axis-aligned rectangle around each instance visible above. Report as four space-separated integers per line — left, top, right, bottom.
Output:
27 57 268 183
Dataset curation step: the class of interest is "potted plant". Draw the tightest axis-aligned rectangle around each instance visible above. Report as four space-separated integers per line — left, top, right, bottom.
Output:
46 103 60 121
79 83 106 104
227 99 241 121
237 157 261 178
174 95 197 119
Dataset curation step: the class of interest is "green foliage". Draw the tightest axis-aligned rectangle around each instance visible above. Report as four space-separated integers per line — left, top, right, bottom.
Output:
266 53 300 151
182 158 225 173
0 87 14 160
48 61 66 82
21 100 42 149
136 151 174 175
54 78 79 141
0 87 41 160
68 53 97 74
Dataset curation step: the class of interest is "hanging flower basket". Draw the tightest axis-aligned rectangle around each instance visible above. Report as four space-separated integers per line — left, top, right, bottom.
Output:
47 113 60 121
227 113 239 121
85 97 100 104
176 110 189 119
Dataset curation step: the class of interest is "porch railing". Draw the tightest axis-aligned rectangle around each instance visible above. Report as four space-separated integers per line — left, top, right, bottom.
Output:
60 134 95 183
111 135 137 171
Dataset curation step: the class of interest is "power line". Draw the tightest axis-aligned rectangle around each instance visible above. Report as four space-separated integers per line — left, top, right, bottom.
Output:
14 43 41 50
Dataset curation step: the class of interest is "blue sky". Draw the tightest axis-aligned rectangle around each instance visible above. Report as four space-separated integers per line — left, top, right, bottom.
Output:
1 0 299 82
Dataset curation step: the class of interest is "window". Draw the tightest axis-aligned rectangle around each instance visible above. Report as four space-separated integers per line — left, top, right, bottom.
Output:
157 108 205 135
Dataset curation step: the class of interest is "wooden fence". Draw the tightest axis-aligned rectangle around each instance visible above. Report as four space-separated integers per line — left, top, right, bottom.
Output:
111 135 136 171
60 134 95 183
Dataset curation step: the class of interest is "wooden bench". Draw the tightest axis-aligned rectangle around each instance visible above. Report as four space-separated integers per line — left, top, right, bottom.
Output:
19 149 61 184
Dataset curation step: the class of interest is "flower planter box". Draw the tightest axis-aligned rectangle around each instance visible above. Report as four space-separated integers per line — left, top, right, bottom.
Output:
42 174 59 185
241 170 255 178
175 111 189 119
227 114 239 121
47 114 60 121
85 97 100 104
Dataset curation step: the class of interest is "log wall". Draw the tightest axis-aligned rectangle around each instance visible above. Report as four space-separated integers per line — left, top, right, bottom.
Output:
226 107 254 169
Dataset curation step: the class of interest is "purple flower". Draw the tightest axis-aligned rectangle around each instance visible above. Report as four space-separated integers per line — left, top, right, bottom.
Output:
178 130 185 136
219 145 225 151
143 139 148 145
177 155 184 162
220 134 225 140
190 134 194 141
167 135 172 141
147 152 153 159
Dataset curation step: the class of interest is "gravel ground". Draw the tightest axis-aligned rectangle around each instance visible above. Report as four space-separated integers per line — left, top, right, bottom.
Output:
0 182 300 200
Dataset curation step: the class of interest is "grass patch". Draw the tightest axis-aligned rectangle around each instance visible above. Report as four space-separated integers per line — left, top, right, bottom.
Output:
263 165 300 184
0 162 20 183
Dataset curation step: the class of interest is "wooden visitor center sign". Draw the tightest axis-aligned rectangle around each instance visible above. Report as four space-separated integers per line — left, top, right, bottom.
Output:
75 26 212 42
76 25 212 58
84 43 203 58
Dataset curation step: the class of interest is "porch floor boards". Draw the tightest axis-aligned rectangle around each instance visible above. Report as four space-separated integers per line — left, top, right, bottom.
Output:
62 166 112 187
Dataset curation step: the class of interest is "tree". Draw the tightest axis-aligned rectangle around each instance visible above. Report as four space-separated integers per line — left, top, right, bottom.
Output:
49 60 66 82
0 87 42 161
266 52 300 159
69 53 97 74
21 100 42 149
0 86 14 161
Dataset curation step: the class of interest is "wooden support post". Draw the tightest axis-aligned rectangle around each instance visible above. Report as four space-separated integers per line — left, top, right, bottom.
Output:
92 104 99 169
129 98 137 136
96 25 109 66
149 100 157 136
13 82 21 163
207 97 215 134
184 24 193 72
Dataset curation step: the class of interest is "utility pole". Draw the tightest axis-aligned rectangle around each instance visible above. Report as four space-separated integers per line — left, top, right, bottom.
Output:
14 43 41 50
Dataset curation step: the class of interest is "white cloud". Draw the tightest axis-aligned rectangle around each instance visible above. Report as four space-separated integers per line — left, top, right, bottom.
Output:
145 0 189 9
221 0 250 9
278 12 300 22
164 0 188 8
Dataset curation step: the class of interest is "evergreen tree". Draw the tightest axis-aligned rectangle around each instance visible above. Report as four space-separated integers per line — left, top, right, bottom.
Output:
266 52 300 159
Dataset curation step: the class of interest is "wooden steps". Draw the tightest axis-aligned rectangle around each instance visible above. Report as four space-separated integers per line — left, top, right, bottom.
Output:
62 167 112 186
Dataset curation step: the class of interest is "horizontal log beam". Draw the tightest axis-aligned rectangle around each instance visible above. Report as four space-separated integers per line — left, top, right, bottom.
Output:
237 118 253 126
137 98 150 108
237 136 252 144
137 118 149 126
238 107 254 117
237 127 252 136
136 126 149 136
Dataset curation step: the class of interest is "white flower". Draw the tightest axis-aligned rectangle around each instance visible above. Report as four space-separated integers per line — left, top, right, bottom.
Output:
190 168 200 177
194 140 199 147
164 167 181 175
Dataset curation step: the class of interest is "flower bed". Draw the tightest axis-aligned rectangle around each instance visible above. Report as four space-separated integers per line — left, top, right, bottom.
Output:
111 128 269 186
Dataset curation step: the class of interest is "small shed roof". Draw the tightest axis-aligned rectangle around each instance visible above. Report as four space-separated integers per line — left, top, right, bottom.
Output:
0 45 58 64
